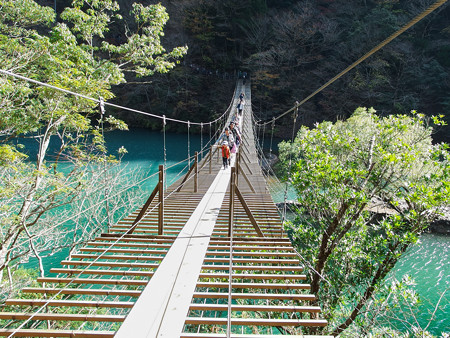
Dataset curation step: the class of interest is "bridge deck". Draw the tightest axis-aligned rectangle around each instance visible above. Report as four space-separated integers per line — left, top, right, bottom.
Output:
0 82 331 337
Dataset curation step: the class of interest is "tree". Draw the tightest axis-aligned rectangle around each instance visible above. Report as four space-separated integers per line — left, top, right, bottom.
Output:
278 107 449 335
0 0 186 289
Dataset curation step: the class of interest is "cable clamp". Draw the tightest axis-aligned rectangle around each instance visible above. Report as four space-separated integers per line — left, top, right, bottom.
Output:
99 97 105 116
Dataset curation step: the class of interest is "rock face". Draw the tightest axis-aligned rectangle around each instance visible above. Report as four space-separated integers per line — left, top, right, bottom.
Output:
429 207 450 235
260 153 278 173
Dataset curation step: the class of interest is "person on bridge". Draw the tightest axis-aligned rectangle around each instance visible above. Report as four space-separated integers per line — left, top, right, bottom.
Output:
218 128 235 156
221 141 230 169
239 92 245 101
237 101 244 116
229 122 241 147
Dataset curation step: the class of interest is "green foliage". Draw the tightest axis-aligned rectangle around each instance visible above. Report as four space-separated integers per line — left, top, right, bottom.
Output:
0 0 186 292
279 107 450 335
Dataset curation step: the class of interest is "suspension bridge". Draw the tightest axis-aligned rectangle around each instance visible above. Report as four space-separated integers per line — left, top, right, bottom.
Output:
0 81 330 337
2 1 447 335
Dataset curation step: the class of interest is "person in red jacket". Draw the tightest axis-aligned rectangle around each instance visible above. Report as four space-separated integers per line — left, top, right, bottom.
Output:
221 141 230 169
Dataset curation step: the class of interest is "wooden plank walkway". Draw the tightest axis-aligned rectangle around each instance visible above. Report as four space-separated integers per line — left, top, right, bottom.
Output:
0 81 331 337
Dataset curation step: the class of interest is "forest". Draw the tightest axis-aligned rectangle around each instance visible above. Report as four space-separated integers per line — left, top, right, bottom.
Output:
106 0 450 143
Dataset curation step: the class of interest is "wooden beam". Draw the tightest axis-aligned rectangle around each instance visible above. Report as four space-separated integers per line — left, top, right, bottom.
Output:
189 304 321 313
60 260 159 268
0 329 115 337
70 254 164 261
198 273 306 280
180 334 333 338
0 312 125 322
203 257 300 264
21 287 141 297
193 292 315 301
238 162 255 193
5 299 134 308
127 183 159 234
185 317 328 327
158 164 164 235
176 160 196 192
201 265 304 272
37 277 148 286
195 282 311 290
50 268 154 277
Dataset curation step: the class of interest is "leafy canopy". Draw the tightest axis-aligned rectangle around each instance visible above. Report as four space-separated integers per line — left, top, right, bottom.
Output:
279 107 449 335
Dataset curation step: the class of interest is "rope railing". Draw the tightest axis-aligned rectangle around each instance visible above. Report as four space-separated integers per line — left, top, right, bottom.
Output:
0 69 232 126
256 0 449 126
6 142 216 336
6 195 166 337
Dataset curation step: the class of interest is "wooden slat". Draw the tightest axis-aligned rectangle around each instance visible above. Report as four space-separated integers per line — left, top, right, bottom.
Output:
185 317 328 327
205 251 297 258
203 257 300 264
0 312 125 322
196 282 310 289
80 247 168 255
5 299 134 308
21 287 141 297
201 265 304 272
86 241 170 249
60 260 159 268
37 277 148 286
189 304 321 313
199 273 307 280
70 253 164 261
50 268 154 277
207 245 294 251
0 330 115 337
180 334 334 338
193 292 316 301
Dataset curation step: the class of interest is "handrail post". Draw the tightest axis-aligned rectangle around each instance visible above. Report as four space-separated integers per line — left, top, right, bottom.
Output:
158 165 164 235
228 167 236 237
194 151 198 193
236 152 240 186
209 146 213 174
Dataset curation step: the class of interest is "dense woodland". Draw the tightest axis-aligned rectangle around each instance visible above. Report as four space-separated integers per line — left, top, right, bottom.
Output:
97 0 450 142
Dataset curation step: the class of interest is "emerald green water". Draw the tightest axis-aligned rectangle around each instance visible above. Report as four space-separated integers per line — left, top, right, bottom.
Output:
25 128 448 335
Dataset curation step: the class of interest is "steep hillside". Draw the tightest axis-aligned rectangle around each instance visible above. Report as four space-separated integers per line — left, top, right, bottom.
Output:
112 0 450 141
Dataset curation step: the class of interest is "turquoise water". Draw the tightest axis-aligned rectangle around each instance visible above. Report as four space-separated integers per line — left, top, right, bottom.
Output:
388 234 449 334
24 128 448 334
26 128 204 272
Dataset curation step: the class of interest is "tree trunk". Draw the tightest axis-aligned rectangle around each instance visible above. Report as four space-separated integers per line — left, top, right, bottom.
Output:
311 202 349 295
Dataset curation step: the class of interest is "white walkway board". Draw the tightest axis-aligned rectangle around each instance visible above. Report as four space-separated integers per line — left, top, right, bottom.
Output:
116 164 233 338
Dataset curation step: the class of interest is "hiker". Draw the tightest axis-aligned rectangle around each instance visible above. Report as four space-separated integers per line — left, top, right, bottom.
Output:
221 141 230 169
237 101 244 115
239 92 245 101
218 127 235 150
229 122 241 147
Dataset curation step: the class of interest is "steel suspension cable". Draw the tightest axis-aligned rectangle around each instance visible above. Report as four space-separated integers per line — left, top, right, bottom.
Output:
281 107 299 229
209 122 212 147
8 149 209 337
269 117 275 157
187 121 191 167
257 0 449 126
0 69 231 126
261 123 266 153
163 115 167 191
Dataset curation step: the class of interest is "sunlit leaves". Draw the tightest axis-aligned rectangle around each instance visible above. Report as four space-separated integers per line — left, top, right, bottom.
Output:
102 3 187 77
0 0 185 288
279 107 450 334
